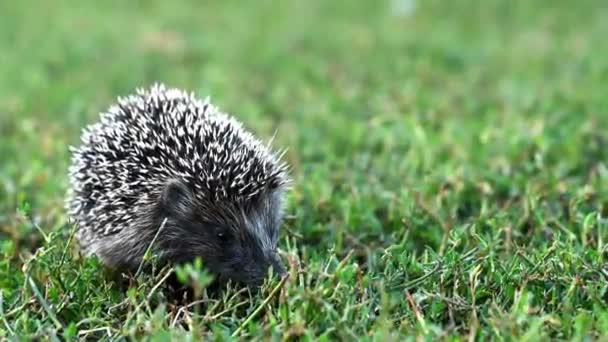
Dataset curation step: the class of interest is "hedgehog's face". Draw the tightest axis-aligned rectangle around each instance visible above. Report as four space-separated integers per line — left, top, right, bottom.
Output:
157 179 286 286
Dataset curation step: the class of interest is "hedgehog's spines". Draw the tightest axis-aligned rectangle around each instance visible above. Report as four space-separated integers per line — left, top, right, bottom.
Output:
67 83 289 240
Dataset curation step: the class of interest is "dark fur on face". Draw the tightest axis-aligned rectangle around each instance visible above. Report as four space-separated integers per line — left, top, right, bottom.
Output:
152 179 286 285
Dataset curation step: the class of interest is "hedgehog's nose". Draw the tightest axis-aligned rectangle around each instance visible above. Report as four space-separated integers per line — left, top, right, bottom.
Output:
269 253 286 278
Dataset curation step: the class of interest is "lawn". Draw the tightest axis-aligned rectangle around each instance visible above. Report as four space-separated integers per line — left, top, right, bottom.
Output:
1 0 608 340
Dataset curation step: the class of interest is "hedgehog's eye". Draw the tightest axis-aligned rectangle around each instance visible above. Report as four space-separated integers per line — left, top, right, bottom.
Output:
216 230 230 243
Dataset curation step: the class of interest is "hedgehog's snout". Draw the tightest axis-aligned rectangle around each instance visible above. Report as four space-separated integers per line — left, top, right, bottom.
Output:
268 252 286 278
239 250 286 286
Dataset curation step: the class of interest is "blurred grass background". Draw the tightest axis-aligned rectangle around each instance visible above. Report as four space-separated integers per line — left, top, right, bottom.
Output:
1 0 608 339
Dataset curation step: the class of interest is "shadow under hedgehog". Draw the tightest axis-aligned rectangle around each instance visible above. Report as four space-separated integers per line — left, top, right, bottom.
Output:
66 83 290 286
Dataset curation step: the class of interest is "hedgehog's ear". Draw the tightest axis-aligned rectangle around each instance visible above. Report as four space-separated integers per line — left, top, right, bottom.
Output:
161 179 195 217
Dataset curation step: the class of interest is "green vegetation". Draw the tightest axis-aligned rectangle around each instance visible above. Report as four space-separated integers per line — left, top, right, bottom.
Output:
1 0 608 340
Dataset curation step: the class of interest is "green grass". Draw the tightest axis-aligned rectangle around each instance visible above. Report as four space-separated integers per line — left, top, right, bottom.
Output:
1 0 608 340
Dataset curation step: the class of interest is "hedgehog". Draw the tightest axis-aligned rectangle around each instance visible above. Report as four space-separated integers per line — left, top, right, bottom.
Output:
66 83 290 286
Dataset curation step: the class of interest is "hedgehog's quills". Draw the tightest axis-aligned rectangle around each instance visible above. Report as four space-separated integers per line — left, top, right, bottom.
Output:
66 83 290 286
